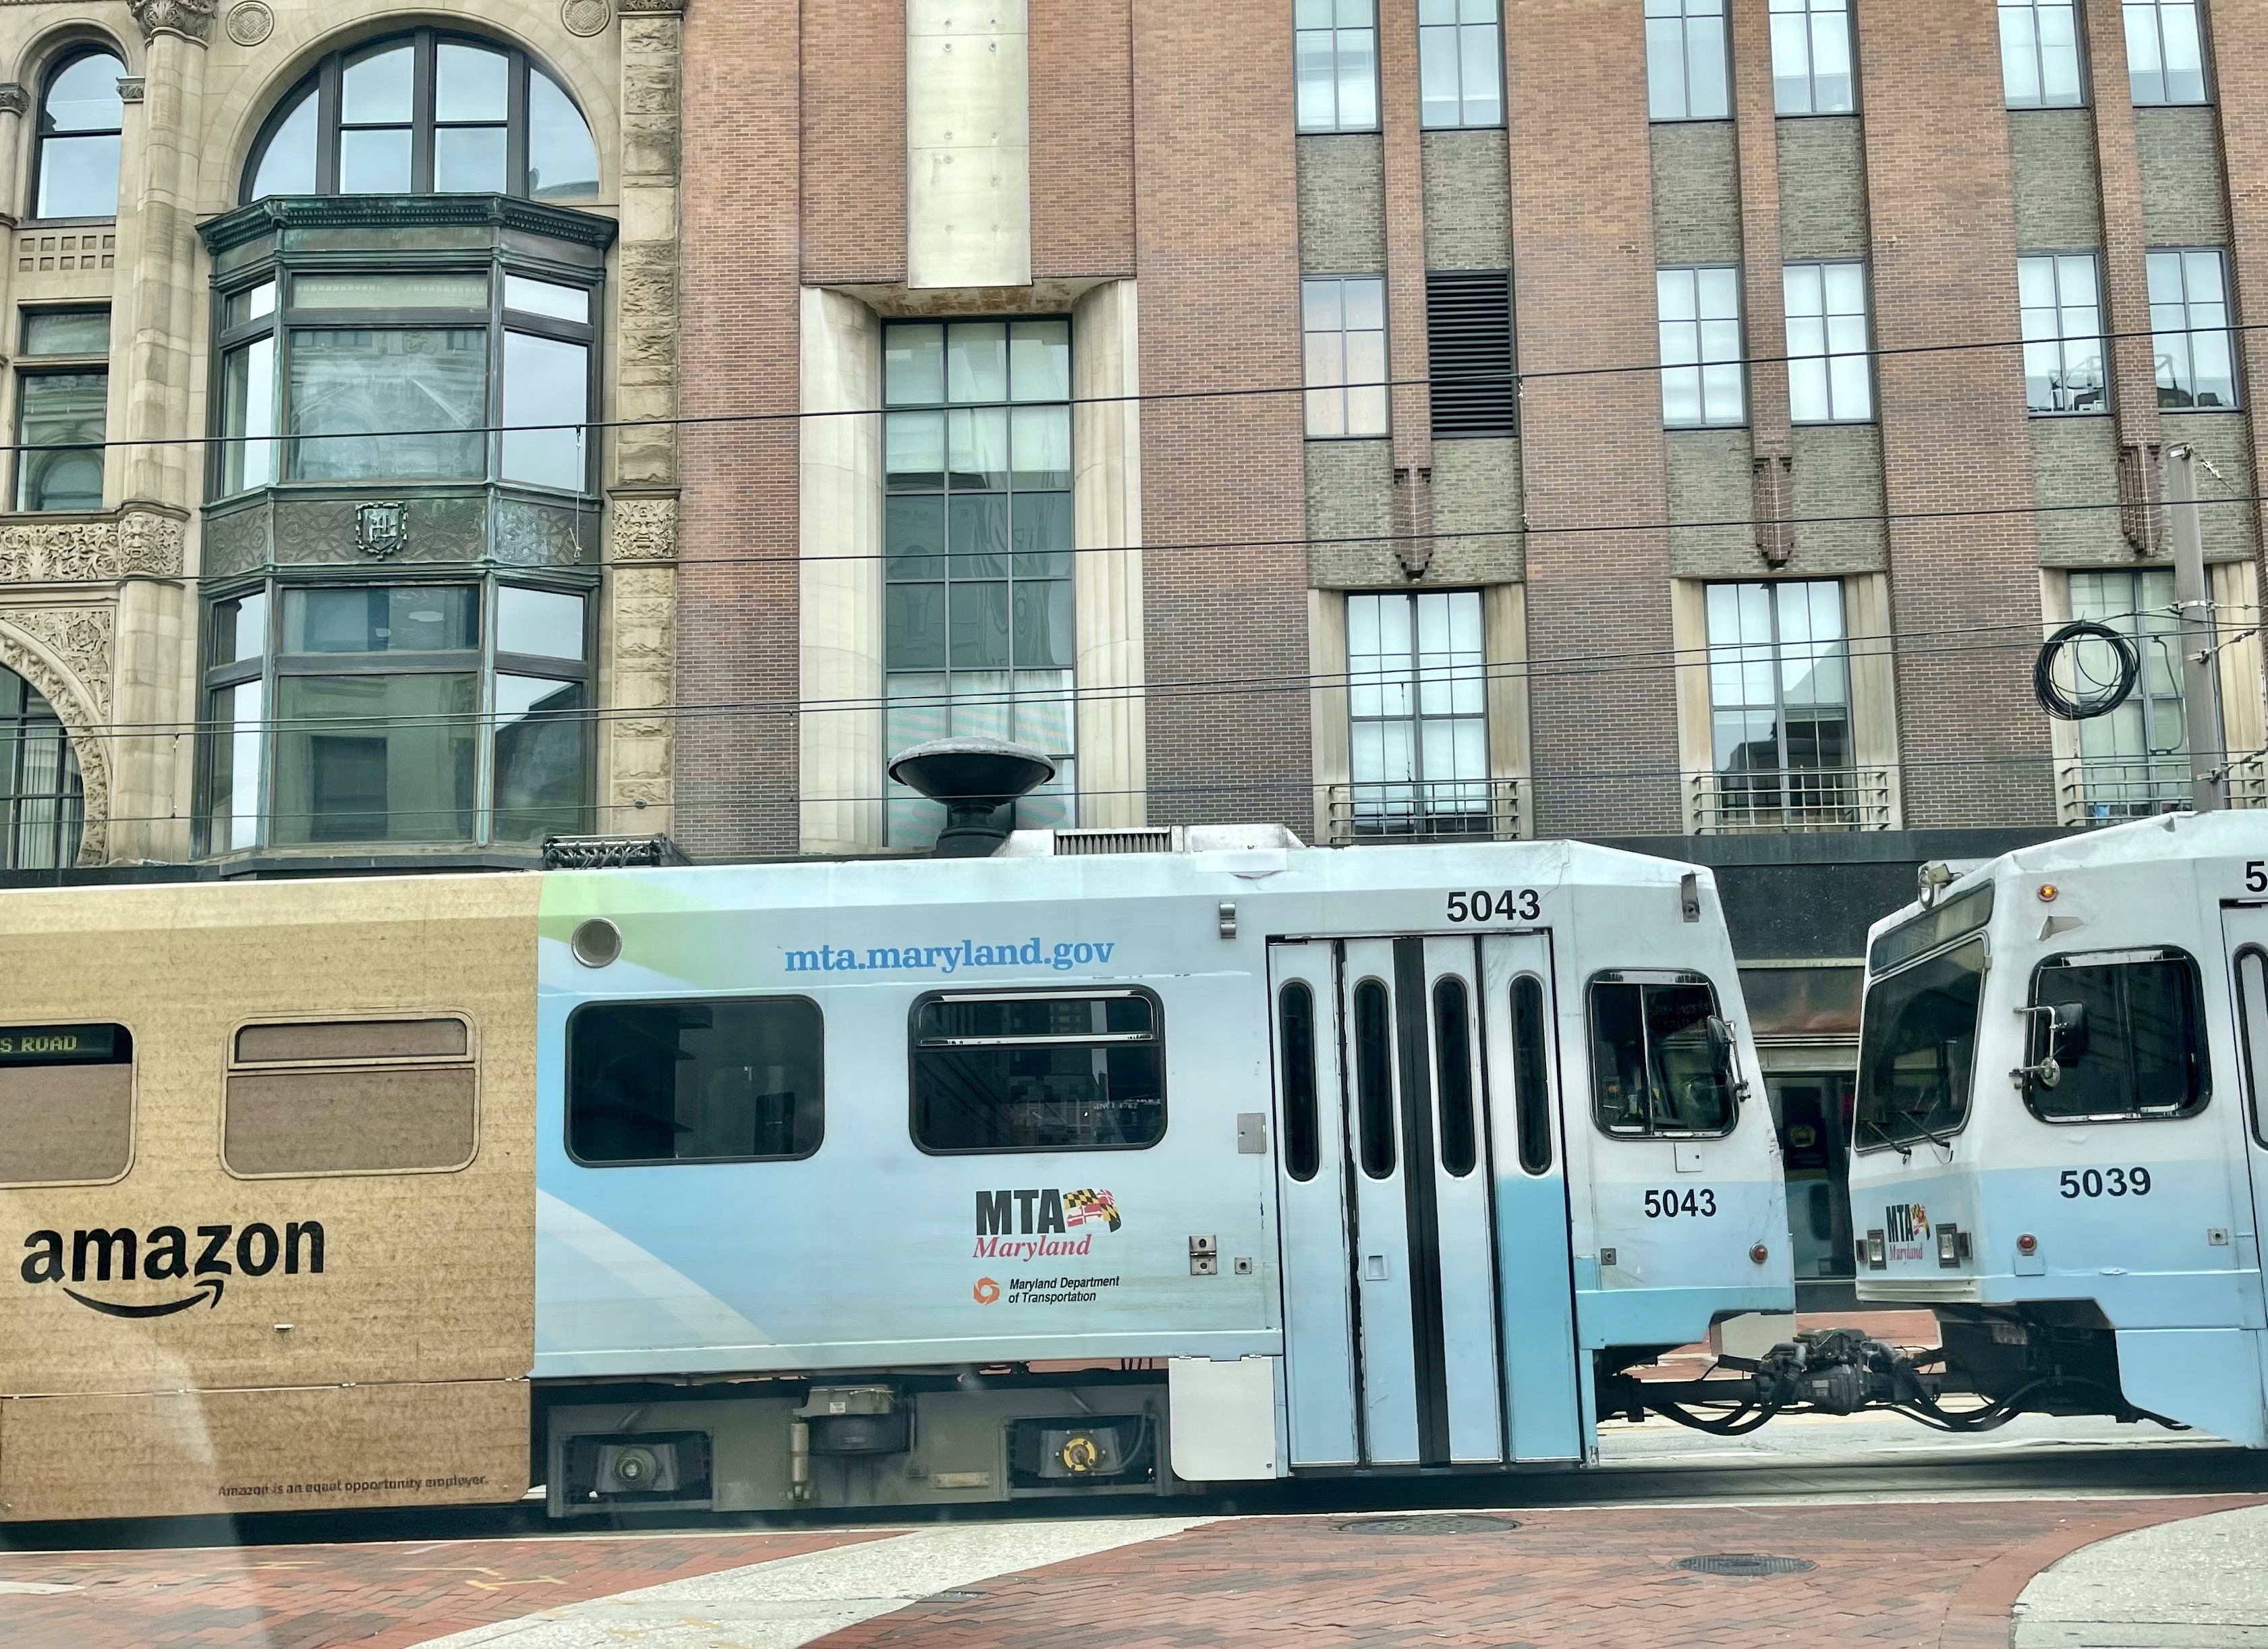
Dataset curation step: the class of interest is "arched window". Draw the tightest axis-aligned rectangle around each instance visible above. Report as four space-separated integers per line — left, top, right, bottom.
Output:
0 666 84 868
244 31 600 204
33 48 125 220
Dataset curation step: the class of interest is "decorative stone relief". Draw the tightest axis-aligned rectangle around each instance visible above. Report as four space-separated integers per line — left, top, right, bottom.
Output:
494 497 597 566
561 0 612 35
223 0 273 45
607 565 675 822
129 0 219 44
0 86 28 118
610 495 677 561
0 619 109 864
117 509 186 577
116 78 145 104
0 519 119 583
615 0 686 12
0 607 116 719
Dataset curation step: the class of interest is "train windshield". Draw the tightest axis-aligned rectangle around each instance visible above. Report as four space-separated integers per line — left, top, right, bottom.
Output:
1854 937 1985 1151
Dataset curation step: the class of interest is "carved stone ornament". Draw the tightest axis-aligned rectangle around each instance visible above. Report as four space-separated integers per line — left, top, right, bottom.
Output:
116 78 146 104
562 0 612 35
128 0 219 45
117 509 186 577
223 0 274 45
614 0 687 13
0 615 109 864
609 495 677 561
353 500 409 559
0 85 28 119
0 518 119 583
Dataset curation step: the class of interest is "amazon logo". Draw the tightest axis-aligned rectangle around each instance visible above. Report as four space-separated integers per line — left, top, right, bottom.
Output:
20 1221 324 1317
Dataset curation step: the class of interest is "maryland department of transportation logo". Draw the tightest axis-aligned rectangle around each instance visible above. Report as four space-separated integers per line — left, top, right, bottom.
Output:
19 1219 325 1317
1883 1202 1929 1262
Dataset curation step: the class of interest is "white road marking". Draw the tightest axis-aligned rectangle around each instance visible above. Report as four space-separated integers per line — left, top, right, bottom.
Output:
409 1515 1209 1649
0 1582 79 1594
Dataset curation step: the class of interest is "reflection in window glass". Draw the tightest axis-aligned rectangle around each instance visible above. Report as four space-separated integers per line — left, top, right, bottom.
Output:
1434 976 1478 1175
2002 0 2085 108
2237 948 2268 1147
1769 0 1854 113
493 675 586 840
1419 0 1502 128
527 70 601 200
502 332 589 491
1303 276 1388 438
22 308 109 355
2071 567 2185 816
1647 0 1729 120
1 667 84 870
1854 938 1986 1150
210 592 268 667
911 993 1164 1152
206 679 264 854
2148 249 2238 409
222 337 279 493
1296 0 1380 132
251 90 319 199
1511 974 1554 1174
1658 266 1746 427
498 586 586 659
284 586 479 654
2024 950 2207 1121
1783 262 1873 422
570 997 824 1164
1589 976 1735 1136
1346 590 1490 837
1353 978 1396 1176
2019 253 2106 414
2126 0 2207 105
16 372 105 511
293 273 489 310
505 275 590 323
271 673 478 843
288 329 487 479
36 52 124 219
1705 580 1855 828
1280 981 1320 1182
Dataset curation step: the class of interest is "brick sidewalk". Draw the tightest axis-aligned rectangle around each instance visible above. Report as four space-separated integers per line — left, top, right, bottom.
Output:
813 1496 2259 1649
0 1527 890 1649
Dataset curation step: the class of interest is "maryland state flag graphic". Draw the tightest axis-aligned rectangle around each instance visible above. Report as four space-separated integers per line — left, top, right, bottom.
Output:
1065 1189 1121 1231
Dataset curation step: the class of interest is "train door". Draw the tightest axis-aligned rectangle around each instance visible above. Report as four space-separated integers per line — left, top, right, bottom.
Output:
2226 910 2268 1376
1269 935 1579 1468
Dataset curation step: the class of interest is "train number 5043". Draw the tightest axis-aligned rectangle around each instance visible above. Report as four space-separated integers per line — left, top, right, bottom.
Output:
1446 889 1542 922
1643 1187 1718 1217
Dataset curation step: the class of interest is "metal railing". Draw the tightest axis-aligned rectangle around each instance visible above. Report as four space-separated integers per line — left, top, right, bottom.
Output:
1324 778 1523 845
1688 766 1894 834
2062 753 2268 822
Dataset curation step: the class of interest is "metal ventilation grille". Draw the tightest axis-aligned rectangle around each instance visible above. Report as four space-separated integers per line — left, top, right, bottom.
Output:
1052 828 1176 856
1427 269 1516 439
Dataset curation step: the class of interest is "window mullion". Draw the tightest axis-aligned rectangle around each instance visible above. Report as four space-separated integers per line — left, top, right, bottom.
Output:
412 30 436 194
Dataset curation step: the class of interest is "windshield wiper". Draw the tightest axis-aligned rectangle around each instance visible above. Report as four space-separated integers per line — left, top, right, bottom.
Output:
1890 1102 1957 1154
1852 1113 1911 1159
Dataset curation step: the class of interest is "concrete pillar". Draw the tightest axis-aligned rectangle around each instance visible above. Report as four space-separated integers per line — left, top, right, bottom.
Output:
1072 277 1145 827
906 0 1030 288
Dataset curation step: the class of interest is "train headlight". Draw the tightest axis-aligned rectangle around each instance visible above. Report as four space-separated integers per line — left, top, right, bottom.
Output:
1865 1230 1887 1268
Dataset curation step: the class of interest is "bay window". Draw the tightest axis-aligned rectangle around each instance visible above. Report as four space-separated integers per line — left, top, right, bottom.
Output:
201 578 591 852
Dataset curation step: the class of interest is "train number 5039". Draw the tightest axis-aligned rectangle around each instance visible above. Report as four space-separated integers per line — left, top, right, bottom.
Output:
2059 1167 2152 1198
1446 889 1541 923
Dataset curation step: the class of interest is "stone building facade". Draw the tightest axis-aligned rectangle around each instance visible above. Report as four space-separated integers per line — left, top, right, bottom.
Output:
0 0 681 871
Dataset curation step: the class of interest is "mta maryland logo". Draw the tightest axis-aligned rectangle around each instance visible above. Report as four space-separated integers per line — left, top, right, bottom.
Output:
1065 1189 1120 1231
973 1188 1123 1259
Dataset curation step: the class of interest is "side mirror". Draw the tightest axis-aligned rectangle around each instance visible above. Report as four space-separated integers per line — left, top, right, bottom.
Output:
1705 1015 1737 1075
2051 1001 2090 1067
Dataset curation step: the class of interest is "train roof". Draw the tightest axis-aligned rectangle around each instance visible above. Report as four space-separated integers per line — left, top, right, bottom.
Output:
1865 810 2268 957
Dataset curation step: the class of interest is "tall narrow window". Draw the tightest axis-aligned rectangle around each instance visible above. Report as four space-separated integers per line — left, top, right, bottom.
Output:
1296 0 1380 132
2125 0 2207 105
883 320 1076 847
2070 568 2186 817
16 308 108 512
1419 0 1502 128
1647 0 1730 121
2001 0 2085 108
1347 590 1491 839
1279 981 1321 1182
1303 276 1388 437
2147 249 2237 409
1434 976 1478 1177
1784 262 1873 422
1510 975 1554 1175
1769 0 1855 115
2019 253 2107 414
1353 978 1396 1177
1658 267 1746 428
1705 580 1856 829
33 51 124 219
1427 270 1516 438
0 667 83 870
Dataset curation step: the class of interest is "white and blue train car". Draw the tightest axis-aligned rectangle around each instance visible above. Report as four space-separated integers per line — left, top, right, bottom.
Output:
1848 810 2268 1445
535 827 1792 1513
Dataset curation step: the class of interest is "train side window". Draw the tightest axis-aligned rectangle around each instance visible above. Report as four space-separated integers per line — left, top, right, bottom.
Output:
1434 976 1478 1176
0 1023 132 1185
1510 974 1554 1174
2023 948 2208 1123
1587 972 1736 1138
1279 980 1322 1181
569 997 823 1165
227 1015 477 1176
2236 947 2268 1147
910 989 1162 1154
1353 977 1396 1177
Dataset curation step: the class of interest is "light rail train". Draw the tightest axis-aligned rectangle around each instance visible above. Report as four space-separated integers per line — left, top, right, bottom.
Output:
0 827 1792 1522
1849 810 2268 1445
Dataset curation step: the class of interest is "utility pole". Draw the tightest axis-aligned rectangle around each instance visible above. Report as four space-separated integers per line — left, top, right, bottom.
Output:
2167 446 2226 811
